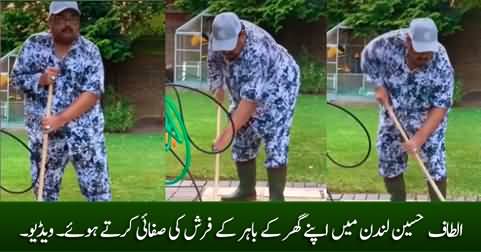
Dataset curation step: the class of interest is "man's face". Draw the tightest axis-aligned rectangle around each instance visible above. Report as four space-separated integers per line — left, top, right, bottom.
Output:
49 9 80 45
223 31 245 62
406 36 433 68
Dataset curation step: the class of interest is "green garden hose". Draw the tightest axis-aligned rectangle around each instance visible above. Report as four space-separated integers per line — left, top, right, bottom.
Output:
164 95 192 185
164 84 235 186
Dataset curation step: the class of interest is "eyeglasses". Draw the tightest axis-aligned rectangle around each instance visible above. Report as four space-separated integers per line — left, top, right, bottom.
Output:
54 15 80 26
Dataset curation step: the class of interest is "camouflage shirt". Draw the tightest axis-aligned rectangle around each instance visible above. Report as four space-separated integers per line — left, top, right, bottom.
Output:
208 20 300 136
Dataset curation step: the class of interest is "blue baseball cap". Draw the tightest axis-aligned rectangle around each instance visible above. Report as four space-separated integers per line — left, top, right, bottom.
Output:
49 1 81 17
408 18 439 53
211 12 242 51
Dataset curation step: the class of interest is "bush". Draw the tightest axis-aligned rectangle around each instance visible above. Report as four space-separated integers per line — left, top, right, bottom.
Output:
453 78 464 106
174 0 325 33
103 86 135 132
297 51 326 95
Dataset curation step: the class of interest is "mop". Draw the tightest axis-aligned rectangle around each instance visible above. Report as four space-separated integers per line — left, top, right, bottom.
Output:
37 76 54 201
213 107 222 200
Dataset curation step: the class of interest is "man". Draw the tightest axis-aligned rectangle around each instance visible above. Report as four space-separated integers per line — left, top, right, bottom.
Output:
209 12 300 201
361 18 454 201
11 1 111 201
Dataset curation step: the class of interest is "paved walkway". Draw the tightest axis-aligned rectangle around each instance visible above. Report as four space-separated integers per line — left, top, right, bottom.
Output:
166 180 326 201
166 180 481 202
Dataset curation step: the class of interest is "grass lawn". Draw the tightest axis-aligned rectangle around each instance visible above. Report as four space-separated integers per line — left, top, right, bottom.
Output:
326 103 481 196
0 132 164 201
165 90 325 183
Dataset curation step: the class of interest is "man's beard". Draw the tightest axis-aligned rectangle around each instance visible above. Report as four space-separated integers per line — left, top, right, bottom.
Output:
54 27 78 45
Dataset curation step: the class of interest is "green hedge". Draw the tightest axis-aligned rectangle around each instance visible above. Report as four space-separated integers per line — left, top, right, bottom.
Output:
297 51 326 95
453 78 464 106
103 86 135 132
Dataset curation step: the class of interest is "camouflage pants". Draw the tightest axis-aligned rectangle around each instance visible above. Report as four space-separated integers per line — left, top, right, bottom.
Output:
28 127 111 201
232 119 292 169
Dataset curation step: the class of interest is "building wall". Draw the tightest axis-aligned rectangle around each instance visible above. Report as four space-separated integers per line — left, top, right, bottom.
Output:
443 10 481 96
165 4 191 80
105 37 164 121
275 16 326 64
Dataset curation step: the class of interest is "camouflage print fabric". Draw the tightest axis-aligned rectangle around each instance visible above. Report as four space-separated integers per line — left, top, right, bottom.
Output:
11 32 111 201
361 29 454 180
208 21 300 168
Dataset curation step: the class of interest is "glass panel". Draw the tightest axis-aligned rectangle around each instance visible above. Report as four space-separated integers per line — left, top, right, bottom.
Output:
174 12 214 87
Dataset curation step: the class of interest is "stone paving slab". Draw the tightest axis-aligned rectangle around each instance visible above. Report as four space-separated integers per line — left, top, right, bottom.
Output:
415 194 429 201
340 194 356 201
166 180 481 202
354 193 367 201
379 194 391 201
366 194 379 201
202 186 327 201
166 180 327 201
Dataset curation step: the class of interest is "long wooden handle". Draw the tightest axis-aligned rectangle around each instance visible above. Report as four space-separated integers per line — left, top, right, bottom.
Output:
213 107 222 199
385 106 445 202
37 83 54 201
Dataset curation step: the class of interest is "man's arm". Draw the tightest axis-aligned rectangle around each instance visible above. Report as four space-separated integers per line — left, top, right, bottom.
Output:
214 87 225 103
208 49 225 93
404 108 447 153
42 92 99 131
10 37 57 95
212 49 265 151
61 93 99 121
361 36 386 88
362 36 391 106
404 48 454 154
208 50 227 112
375 86 391 108
212 99 256 152
228 99 256 132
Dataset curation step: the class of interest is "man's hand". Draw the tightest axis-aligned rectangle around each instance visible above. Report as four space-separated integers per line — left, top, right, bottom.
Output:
213 127 233 152
42 115 67 133
42 92 99 132
212 99 256 152
375 86 391 107
214 88 225 104
39 67 60 87
402 107 447 154
402 135 425 154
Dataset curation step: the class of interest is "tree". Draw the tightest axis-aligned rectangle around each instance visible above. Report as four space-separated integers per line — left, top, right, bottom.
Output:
326 0 358 28
1 2 49 54
0 1 164 63
174 0 326 33
328 0 479 38
450 0 481 10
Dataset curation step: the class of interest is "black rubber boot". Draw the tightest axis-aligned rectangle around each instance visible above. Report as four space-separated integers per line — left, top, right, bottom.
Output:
267 166 287 201
427 177 447 202
221 159 257 201
384 174 406 202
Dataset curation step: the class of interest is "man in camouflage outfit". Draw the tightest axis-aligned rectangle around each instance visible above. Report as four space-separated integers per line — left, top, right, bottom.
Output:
209 12 300 201
11 1 111 201
361 18 454 201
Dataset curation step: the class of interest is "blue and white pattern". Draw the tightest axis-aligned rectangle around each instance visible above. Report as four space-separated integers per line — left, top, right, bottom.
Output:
208 21 300 168
11 32 111 201
361 29 454 180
